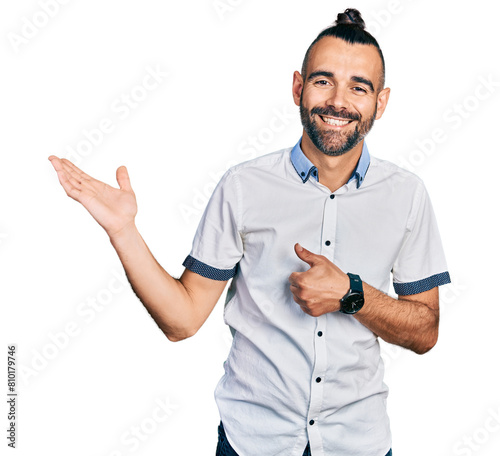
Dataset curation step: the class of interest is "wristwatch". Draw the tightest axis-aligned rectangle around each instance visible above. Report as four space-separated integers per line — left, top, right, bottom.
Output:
339 273 364 314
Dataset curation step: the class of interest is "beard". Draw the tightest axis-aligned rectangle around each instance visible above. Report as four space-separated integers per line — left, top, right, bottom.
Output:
299 99 377 157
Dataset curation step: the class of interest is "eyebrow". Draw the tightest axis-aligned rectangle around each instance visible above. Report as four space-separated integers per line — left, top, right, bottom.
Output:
351 75 374 93
307 71 334 82
307 71 375 93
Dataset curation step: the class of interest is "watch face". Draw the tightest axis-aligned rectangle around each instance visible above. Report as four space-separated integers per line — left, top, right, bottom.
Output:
341 293 364 314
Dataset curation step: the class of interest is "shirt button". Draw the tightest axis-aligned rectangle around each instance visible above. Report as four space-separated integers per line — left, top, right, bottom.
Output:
309 420 315 425
330 194 335 199
316 377 322 383
325 240 331 246
317 331 323 337
301 171 305 177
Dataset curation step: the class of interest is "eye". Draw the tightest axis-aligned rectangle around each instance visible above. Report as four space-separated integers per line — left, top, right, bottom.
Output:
314 79 330 86
353 86 368 94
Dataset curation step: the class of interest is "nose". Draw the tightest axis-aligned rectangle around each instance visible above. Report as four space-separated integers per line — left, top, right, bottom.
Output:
326 86 349 111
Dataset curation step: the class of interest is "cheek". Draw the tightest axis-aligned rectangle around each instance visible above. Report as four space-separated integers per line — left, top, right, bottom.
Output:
302 87 330 106
357 100 377 118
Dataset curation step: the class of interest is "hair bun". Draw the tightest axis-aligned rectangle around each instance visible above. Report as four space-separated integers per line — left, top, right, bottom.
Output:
335 8 366 29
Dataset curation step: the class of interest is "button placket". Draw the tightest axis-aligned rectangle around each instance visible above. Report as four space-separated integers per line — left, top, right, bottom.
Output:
307 316 327 449
321 192 338 259
305 192 337 448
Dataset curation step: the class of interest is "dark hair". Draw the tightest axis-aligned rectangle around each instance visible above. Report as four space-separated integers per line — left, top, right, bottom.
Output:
301 8 386 89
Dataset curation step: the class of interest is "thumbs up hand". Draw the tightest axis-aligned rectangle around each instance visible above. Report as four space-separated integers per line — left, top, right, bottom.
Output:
288 243 350 317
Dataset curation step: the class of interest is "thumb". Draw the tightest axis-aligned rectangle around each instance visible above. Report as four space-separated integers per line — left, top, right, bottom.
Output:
116 166 133 192
294 243 319 267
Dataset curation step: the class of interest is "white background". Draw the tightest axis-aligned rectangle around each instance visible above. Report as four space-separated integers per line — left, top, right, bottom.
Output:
1 1 499 455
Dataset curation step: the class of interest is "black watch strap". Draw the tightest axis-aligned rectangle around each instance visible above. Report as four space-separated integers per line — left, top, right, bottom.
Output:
347 273 363 293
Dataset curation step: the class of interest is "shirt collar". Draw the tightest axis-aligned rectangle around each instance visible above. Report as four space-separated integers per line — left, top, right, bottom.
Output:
290 137 370 189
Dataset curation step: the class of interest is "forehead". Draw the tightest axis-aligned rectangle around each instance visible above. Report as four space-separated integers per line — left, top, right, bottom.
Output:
307 36 382 83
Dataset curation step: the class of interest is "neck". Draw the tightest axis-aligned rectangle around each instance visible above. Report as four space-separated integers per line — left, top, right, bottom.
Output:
300 132 364 193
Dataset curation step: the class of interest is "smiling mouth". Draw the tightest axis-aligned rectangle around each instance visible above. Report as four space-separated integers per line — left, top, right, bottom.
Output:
319 115 354 127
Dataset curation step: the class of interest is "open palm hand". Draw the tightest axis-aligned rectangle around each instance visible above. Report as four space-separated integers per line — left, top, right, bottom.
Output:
48 156 138 237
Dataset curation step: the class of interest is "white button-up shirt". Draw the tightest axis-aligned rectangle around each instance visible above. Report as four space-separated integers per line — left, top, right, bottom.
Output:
183 139 450 456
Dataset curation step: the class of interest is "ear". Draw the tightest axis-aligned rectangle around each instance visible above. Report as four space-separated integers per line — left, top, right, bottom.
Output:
292 70 304 107
374 87 390 120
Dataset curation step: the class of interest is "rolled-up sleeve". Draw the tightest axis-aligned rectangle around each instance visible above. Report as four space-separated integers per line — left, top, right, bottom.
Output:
392 181 451 295
183 169 243 281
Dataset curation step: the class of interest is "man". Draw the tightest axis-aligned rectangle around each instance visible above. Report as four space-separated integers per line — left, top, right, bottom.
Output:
49 8 450 456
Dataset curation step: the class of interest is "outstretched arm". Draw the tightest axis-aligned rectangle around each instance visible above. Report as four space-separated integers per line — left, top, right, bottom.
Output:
48 156 227 341
288 243 439 354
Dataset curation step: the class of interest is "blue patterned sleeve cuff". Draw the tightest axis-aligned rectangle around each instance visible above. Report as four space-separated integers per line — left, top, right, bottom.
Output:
393 271 451 296
182 255 237 281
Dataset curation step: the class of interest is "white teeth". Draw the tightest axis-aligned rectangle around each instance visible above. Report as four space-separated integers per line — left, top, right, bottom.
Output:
321 116 351 126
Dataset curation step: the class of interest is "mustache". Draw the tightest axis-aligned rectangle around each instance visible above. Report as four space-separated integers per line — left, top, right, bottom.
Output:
310 107 360 121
